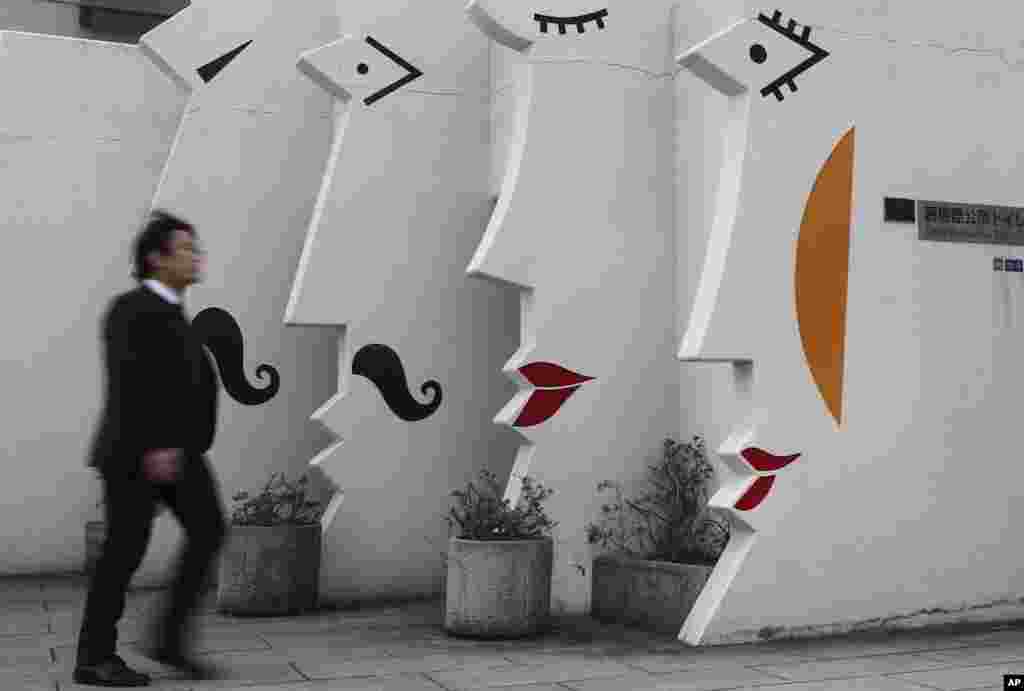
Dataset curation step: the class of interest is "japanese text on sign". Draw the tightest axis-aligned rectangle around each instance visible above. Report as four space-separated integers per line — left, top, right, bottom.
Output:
919 200 1024 246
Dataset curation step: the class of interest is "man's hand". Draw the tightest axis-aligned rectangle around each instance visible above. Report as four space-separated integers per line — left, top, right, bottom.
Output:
142 448 182 484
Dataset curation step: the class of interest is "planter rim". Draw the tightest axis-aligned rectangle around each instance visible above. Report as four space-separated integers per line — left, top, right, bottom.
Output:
449 536 553 545
594 553 715 570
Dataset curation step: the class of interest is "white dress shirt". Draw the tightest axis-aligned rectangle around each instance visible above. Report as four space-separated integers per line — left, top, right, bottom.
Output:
142 278 182 306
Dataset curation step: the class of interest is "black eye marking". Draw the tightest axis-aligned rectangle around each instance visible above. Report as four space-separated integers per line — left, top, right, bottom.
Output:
755 10 829 102
357 63 369 75
533 9 608 35
750 43 767 64
196 40 252 83
362 35 423 106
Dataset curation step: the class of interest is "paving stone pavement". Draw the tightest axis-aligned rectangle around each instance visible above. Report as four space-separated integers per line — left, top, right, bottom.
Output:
1 575 1023 690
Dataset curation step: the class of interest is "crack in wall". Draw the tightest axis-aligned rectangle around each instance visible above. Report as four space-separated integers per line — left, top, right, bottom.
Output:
810 22 1024 68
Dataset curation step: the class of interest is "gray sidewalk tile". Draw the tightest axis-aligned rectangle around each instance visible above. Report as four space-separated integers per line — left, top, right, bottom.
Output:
1 610 50 636
785 636 972 661
919 642 1024 666
561 665 786 690
748 652 954 681
0 665 61 687
177 649 308 685
737 678 950 690
260 632 396 660
3 577 1024 691
5 681 54 691
0 581 44 604
890 662 1024 690
426 659 638 690
952 627 1024 645
613 646 816 672
293 652 518 680
0 600 45 613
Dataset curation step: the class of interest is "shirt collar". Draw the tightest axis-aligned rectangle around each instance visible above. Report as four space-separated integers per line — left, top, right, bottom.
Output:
142 279 182 306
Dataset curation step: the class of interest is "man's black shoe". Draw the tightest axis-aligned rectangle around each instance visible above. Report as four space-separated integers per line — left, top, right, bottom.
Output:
72 655 151 687
141 647 225 680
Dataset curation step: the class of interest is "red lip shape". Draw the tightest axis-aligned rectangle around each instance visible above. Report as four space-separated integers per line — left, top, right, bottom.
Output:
732 447 803 511
741 448 802 472
513 362 595 428
734 475 776 511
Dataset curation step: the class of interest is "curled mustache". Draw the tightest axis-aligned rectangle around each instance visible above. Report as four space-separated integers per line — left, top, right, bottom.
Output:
351 344 442 422
191 307 280 406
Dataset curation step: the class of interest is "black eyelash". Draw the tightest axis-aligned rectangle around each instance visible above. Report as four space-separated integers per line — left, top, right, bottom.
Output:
196 40 252 83
533 9 608 35
756 10 829 101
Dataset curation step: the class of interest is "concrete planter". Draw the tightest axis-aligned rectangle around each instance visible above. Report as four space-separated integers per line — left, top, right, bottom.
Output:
591 554 713 634
444 536 553 638
216 523 321 616
84 520 106 576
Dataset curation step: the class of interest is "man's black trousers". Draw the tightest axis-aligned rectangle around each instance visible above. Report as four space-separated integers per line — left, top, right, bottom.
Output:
76 452 227 665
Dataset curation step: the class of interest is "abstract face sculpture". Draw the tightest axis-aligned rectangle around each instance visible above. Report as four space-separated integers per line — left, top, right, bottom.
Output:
283 1 517 597
676 13 851 644
465 0 680 615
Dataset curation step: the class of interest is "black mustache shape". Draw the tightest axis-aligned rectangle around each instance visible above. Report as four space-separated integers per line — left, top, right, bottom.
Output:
351 343 442 422
191 307 280 406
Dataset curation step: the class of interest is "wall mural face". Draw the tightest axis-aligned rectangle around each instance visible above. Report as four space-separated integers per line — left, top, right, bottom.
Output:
676 11 851 644
283 0 519 597
465 0 679 615
192 307 280 405
136 0 342 535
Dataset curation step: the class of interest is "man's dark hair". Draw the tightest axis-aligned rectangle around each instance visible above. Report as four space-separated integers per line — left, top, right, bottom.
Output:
131 209 196 282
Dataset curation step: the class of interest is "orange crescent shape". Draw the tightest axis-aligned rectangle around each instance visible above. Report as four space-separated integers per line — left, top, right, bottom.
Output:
795 127 855 427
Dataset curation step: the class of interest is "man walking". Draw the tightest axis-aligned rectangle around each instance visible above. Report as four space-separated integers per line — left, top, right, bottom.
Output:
74 210 226 686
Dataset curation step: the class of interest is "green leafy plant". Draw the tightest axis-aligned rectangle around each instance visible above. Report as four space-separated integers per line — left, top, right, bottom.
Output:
445 469 557 540
230 472 325 526
586 436 730 565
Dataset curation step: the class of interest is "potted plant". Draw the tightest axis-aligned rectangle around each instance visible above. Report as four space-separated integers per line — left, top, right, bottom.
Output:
216 472 326 616
443 469 556 639
585 436 730 634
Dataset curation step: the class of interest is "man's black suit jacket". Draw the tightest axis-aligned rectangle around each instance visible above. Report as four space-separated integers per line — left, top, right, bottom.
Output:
87 285 219 474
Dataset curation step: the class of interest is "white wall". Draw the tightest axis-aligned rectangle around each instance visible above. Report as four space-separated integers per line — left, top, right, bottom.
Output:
6 0 1024 641
0 1 519 602
675 0 1024 643
0 30 187 576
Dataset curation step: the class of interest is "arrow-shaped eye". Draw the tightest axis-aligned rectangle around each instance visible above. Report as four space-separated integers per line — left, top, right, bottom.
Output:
754 10 829 101
196 40 252 83
362 35 423 106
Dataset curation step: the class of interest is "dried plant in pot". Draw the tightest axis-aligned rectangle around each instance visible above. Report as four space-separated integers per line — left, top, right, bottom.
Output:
443 469 557 639
585 436 731 635
217 472 327 616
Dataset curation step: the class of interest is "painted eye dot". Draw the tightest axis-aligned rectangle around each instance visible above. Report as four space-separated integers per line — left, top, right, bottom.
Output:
750 44 768 64
357 63 369 75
